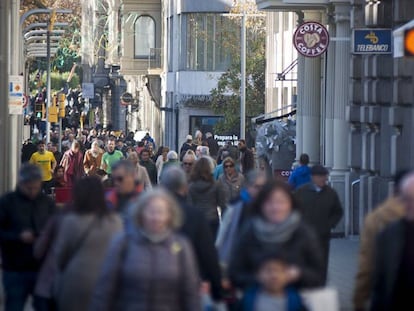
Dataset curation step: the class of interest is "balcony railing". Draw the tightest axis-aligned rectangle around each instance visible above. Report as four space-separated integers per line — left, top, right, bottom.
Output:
148 48 162 70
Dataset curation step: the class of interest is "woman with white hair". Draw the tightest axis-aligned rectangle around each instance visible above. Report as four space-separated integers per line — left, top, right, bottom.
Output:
90 189 201 311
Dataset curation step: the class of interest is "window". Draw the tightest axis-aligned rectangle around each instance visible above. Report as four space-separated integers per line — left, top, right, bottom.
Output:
185 14 231 71
135 16 155 58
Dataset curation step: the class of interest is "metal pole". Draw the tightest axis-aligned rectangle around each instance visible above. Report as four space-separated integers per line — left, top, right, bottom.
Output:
240 4 246 140
46 28 51 143
58 118 62 153
0 0 10 194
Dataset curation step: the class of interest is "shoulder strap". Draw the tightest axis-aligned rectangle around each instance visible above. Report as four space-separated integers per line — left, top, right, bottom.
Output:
61 216 98 271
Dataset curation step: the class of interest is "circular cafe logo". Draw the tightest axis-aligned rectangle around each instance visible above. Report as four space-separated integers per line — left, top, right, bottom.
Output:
293 21 329 57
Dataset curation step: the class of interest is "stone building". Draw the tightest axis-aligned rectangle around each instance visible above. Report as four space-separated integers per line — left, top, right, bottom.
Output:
256 0 414 236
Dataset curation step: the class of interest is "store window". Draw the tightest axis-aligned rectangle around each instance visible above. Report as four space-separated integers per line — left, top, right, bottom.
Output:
135 15 155 58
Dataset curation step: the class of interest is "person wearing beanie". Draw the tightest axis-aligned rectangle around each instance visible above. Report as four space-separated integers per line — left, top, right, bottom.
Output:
293 164 343 284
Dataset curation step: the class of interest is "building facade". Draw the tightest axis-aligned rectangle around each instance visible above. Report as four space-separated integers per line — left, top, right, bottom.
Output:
256 0 414 236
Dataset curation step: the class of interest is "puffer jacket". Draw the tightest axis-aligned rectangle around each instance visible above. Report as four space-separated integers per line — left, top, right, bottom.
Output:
89 230 201 311
188 180 226 224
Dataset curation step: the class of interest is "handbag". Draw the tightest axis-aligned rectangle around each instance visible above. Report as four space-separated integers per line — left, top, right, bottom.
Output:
300 287 339 311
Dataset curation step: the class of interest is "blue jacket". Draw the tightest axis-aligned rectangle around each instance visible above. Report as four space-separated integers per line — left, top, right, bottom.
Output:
288 165 311 190
240 286 307 311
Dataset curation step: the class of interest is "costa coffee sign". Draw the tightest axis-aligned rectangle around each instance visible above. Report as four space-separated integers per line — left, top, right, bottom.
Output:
293 22 330 57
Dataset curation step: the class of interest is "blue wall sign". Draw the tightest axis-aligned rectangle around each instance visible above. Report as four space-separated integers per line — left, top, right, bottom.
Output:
353 29 392 54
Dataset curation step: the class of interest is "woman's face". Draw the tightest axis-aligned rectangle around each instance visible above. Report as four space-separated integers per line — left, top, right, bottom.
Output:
262 189 292 223
142 198 171 234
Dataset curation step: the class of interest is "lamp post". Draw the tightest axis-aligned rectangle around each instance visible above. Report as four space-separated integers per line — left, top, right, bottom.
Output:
240 1 246 140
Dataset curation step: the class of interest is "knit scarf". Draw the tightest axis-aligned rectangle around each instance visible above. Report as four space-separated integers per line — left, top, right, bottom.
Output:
252 212 301 244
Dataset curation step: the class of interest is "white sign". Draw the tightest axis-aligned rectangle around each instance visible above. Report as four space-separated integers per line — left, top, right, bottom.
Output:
9 75 24 115
82 83 95 99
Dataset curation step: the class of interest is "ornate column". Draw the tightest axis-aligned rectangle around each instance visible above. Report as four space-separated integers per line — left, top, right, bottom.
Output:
332 1 351 171
300 11 323 164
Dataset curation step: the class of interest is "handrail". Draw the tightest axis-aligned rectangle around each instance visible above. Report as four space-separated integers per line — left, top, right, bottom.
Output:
350 179 361 236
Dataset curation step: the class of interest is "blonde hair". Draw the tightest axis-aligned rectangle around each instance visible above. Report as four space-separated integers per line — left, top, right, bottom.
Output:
128 188 182 230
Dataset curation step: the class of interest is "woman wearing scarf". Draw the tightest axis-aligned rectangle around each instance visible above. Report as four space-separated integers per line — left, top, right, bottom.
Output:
60 141 84 187
83 141 104 176
228 181 324 290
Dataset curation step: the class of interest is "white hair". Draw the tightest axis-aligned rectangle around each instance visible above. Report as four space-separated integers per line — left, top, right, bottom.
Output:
400 172 414 194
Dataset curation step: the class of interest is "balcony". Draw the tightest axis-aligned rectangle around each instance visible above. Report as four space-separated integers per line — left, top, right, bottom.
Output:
148 48 162 75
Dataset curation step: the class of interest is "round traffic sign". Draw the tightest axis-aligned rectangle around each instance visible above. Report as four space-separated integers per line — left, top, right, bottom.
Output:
22 94 29 108
120 92 133 106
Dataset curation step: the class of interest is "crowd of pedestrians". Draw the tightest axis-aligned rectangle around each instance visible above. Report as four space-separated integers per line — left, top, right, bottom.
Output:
0 129 412 310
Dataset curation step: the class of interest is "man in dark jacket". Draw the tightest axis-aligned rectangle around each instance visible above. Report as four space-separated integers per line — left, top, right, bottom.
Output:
180 134 196 161
294 165 343 284
160 166 224 307
0 164 55 311
139 149 157 185
205 132 219 159
370 172 414 310
238 139 254 175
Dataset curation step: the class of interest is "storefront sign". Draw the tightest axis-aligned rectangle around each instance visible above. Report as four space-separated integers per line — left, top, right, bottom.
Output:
293 21 330 57
214 134 239 147
9 75 24 115
353 29 392 54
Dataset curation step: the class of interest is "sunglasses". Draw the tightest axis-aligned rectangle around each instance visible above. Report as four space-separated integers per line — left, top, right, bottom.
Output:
224 164 234 169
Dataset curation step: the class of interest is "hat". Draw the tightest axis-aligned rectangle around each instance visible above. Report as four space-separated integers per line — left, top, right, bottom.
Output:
19 163 42 183
311 165 329 176
186 134 193 141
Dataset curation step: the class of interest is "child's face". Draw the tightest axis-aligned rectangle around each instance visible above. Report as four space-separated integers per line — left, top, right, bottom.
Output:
258 260 291 294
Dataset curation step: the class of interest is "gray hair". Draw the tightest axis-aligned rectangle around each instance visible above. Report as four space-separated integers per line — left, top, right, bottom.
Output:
167 150 178 161
200 146 210 156
160 166 188 194
111 159 136 176
19 163 42 183
128 188 182 230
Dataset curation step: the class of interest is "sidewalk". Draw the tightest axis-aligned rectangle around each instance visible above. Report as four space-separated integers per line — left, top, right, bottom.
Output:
328 238 360 311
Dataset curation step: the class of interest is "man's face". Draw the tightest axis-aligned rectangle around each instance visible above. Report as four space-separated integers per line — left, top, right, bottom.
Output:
38 143 45 153
141 151 150 162
112 168 136 195
238 141 245 150
107 141 115 152
19 180 42 200
312 174 328 188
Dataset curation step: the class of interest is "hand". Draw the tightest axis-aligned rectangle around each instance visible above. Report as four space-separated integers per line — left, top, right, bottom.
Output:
20 230 35 244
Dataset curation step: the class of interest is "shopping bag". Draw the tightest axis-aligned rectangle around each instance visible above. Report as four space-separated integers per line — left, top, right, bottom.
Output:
300 287 339 311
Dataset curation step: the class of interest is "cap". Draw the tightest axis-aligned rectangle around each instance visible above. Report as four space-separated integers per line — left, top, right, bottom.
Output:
186 134 193 141
311 165 329 176
19 163 42 183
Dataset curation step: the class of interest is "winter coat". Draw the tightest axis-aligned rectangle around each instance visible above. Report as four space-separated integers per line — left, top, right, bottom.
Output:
83 149 103 176
239 286 308 311
294 183 343 239
370 219 414 311
353 196 404 310
0 188 55 272
288 165 311 190
229 217 324 290
54 213 123 311
240 148 255 174
89 231 201 311
188 180 226 224
60 149 84 187
175 194 223 301
135 164 152 190
206 137 220 158
140 159 158 185
218 173 245 204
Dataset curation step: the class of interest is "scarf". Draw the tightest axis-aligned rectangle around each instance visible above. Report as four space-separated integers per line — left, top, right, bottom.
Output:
252 212 301 244
139 229 171 243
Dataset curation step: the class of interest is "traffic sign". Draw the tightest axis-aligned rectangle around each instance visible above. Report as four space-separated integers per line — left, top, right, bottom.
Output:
22 94 29 109
120 92 133 106
404 28 414 56
82 83 94 99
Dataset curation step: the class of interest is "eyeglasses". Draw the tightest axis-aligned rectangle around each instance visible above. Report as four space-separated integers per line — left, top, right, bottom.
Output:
112 176 124 183
224 164 234 169
183 162 193 166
